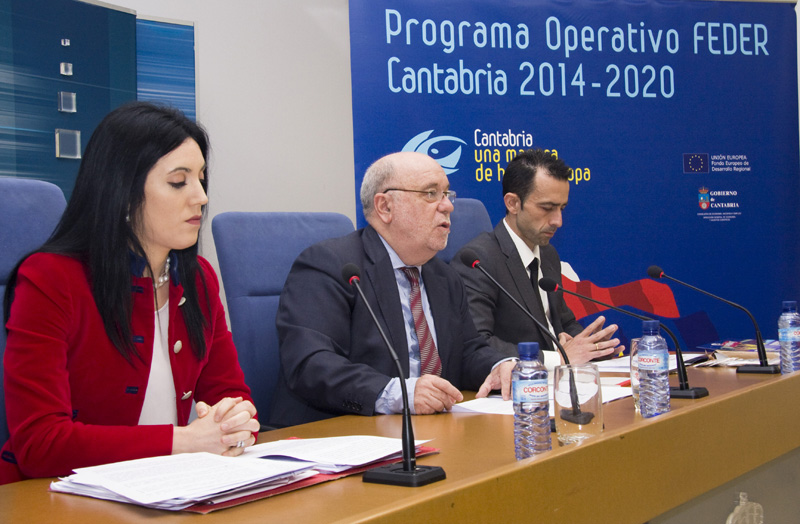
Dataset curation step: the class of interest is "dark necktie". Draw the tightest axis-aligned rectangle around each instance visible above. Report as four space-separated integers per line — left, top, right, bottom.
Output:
529 257 554 353
529 258 545 313
401 267 442 376
528 258 555 356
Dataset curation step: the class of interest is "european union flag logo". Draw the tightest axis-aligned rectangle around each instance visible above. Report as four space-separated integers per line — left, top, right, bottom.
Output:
683 153 709 173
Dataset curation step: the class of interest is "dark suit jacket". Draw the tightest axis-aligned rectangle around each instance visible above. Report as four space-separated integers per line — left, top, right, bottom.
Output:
450 222 583 359
269 225 504 427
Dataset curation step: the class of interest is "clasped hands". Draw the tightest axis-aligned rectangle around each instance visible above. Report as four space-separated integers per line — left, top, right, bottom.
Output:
172 397 259 457
558 315 624 365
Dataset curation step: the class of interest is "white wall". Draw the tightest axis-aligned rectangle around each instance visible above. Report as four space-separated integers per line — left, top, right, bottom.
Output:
107 0 356 280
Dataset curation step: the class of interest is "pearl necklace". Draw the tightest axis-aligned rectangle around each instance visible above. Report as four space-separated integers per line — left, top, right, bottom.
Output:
155 257 170 289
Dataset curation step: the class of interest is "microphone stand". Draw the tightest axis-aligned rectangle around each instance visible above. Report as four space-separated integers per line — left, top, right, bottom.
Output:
648 267 779 374
541 278 708 399
343 265 445 487
463 254 593 425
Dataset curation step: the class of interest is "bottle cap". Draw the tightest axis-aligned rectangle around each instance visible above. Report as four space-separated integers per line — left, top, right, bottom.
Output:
517 342 539 360
782 300 797 311
642 319 660 335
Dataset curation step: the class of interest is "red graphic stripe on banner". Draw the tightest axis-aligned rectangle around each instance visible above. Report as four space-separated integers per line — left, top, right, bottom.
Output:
560 278 680 320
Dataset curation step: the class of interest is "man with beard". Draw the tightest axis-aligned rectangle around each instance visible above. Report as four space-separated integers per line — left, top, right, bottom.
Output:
451 149 622 369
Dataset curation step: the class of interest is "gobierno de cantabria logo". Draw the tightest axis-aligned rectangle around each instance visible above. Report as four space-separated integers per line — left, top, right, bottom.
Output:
698 187 710 209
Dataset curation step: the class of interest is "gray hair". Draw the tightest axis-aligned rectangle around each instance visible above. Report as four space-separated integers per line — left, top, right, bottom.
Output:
360 155 395 217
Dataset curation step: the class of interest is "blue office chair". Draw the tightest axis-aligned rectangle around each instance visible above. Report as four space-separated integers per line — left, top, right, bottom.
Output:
212 212 355 425
0 177 67 447
437 197 493 263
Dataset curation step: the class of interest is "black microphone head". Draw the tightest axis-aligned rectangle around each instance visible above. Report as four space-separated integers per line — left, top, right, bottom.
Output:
538 277 559 292
647 265 664 279
341 263 361 285
459 248 481 269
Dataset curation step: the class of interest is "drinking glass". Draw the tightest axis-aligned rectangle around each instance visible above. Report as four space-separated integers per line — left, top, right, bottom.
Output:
553 363 603 445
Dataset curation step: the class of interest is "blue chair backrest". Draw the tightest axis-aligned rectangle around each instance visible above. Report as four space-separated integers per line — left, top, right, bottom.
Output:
438 197 493 263
211 212 354 420
0 177 67 447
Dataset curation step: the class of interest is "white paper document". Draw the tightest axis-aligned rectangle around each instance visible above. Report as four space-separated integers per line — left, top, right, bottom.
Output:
592 354 708 373
244 435 431 473
49 435 422 510
451 380 632 417
50 452 314 510
695 352 779 367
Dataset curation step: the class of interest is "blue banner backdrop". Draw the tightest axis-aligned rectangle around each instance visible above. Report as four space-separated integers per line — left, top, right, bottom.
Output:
349 0 800 347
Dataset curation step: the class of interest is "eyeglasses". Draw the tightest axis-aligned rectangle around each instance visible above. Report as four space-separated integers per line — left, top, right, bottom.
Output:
383 188 457 204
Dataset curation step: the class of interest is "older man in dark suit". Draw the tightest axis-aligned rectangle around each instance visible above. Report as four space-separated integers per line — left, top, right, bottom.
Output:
451 149 623 369
270 152 514 427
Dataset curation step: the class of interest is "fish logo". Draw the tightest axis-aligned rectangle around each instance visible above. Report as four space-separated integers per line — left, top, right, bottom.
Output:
402 130 467 175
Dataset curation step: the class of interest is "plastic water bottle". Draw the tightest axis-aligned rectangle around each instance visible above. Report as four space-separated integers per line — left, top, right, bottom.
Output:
512 342 551 459
629 338 640 413
778 300 800 374
725 492 764 524
637 320 670 418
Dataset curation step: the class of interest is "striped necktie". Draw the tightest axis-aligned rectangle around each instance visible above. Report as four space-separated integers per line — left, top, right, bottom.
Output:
401 267 442 376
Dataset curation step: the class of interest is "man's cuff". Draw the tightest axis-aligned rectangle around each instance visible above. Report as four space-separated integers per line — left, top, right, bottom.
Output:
375 377 418 414
491 356 518 370
542 348 563 372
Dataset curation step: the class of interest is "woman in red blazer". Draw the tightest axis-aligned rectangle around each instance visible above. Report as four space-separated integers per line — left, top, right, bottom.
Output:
1 102 258 484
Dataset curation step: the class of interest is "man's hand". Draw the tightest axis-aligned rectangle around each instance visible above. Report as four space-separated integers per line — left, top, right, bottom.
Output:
476 359 516 400
414 375 463 414
559 315 624 364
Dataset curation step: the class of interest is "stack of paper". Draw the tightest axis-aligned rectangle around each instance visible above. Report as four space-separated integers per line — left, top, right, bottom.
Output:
690 339 780 367
697 339 780 352
695 353 780 367
244 435 430 473
50 452 315 511
50 435 430 511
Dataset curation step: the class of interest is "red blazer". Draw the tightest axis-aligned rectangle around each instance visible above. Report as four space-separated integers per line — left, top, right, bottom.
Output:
1 253 253 484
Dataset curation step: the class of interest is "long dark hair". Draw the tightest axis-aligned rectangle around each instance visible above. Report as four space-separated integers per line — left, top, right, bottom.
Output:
3 101 211 362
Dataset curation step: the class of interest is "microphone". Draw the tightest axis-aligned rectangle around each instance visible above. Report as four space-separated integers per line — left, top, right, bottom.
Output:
459 249 593 425
459 251 569 363
539 277 708 399
647 265 779 374
341 263 445 487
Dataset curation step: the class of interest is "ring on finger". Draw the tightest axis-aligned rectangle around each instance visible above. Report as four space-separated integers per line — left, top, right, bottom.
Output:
595 343 599 351
236 440 245 448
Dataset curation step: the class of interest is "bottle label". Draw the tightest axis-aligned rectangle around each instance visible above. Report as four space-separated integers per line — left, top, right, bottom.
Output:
513 379 548 403
638 352 668 372
778 328 800 342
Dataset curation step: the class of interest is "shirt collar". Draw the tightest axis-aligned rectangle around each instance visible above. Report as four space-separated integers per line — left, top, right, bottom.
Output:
377 234 422 272
128 250 180 285
502 217 540 268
